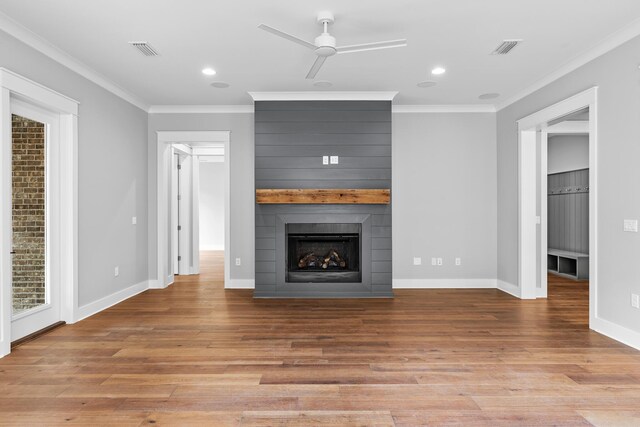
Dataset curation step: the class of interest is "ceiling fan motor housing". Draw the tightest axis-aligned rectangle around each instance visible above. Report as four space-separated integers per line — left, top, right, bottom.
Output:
314 33 337 56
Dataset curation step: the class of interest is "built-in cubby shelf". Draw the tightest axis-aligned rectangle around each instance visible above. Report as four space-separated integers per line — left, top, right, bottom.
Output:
256 189 390 205
548 249 589 280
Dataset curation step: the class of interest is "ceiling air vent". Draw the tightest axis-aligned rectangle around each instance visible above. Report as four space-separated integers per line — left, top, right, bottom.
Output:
491 39 523 55
129 42 159 57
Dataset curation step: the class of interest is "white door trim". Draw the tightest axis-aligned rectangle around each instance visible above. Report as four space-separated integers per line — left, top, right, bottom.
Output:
0 68 78 358
517 87 598 327
155 131 230 288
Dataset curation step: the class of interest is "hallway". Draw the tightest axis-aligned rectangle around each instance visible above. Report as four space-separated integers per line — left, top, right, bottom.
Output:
0 253 638 425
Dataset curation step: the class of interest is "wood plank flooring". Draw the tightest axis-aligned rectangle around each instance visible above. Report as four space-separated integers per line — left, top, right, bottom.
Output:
1 251 639 426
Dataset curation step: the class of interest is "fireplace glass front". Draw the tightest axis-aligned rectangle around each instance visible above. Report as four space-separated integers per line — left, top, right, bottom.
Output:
286 223 361 283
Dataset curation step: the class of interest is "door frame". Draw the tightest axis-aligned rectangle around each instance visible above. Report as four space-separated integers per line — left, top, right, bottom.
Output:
517 87 597 328
0 68 78 357
155 131 230 288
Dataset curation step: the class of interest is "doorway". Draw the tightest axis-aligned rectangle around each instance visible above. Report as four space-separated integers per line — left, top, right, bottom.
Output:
545 111 590 298
155 131 230 288
517 87 597 328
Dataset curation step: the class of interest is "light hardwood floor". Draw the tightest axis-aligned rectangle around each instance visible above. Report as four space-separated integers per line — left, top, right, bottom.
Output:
1 251 639 426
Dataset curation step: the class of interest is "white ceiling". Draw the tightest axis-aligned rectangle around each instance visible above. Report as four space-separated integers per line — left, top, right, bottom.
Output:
1 0 640 108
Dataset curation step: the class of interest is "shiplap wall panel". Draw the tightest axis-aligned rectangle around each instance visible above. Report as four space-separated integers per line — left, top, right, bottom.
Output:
255 100 392 297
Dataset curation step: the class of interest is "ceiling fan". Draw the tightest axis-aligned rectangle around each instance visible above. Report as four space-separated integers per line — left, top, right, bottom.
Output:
258 11 407 79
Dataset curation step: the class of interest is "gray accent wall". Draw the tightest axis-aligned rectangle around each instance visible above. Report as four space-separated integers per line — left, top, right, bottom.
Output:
497 34 640 336
0 30 149 306
254 101 392 297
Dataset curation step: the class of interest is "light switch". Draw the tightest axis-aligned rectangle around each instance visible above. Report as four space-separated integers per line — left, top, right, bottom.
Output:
132 217 137 225
624 219 638 232
330 156 339 164
322 156 329 165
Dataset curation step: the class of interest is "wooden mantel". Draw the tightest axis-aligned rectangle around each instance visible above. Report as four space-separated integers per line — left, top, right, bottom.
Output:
256 189 390 205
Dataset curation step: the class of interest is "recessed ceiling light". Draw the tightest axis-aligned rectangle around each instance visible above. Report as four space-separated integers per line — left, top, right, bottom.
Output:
417 81 437 88
431 67 446 75
479 93 500 100
313 81 333 88
202 67 216 76
210 82 230 88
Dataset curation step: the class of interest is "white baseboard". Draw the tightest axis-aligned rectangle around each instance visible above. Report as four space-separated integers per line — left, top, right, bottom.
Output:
75 280 150 322
497 279 521 298
592 316 640 350
147 279 162 289
393 279 497 289
225 279 255 289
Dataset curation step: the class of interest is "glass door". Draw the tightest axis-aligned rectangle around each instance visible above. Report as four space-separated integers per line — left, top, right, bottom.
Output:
10 100 60 341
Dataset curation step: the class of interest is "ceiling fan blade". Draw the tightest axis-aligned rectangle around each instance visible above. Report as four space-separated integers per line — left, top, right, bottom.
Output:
336 39 407 54
258 24 316 50
306 56 327 79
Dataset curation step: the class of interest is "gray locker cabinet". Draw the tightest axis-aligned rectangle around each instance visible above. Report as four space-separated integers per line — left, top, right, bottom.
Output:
547 168 589 280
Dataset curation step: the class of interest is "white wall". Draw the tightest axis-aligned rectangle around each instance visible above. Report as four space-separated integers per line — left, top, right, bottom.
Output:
0 30 149 307
548 134 589 174
393 113 497 283
199 161 225 250
497 34 640 341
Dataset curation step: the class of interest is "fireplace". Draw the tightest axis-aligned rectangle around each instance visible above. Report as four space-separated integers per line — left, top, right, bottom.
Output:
286 223 361 283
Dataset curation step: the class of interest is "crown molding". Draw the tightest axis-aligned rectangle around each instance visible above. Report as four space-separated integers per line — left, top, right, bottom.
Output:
496 16 640 111
248 91 398 101
392 104 496 113
0 11 149 112
148 105 254 114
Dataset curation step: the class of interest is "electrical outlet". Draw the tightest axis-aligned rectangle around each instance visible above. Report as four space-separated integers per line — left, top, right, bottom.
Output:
322 156 329 165
624 219 638 232
114 266 119 277
330 155 339 164
431 257 437 266
235 258 241 266
455 257 461 266
437 258 443 266
413 257 422 266
632 294 640 309
132 216 137 225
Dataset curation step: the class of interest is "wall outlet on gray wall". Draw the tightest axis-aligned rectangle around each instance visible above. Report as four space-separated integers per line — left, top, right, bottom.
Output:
623 219 638 232
413 257 421 265
437 258 443 266
632 294 640 309
455 257 461 266
235 258 241 266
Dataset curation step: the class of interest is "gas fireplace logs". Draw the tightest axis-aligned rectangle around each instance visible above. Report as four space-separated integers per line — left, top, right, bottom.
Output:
297 253 322 268
323 249 346 269
297 249 347 269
